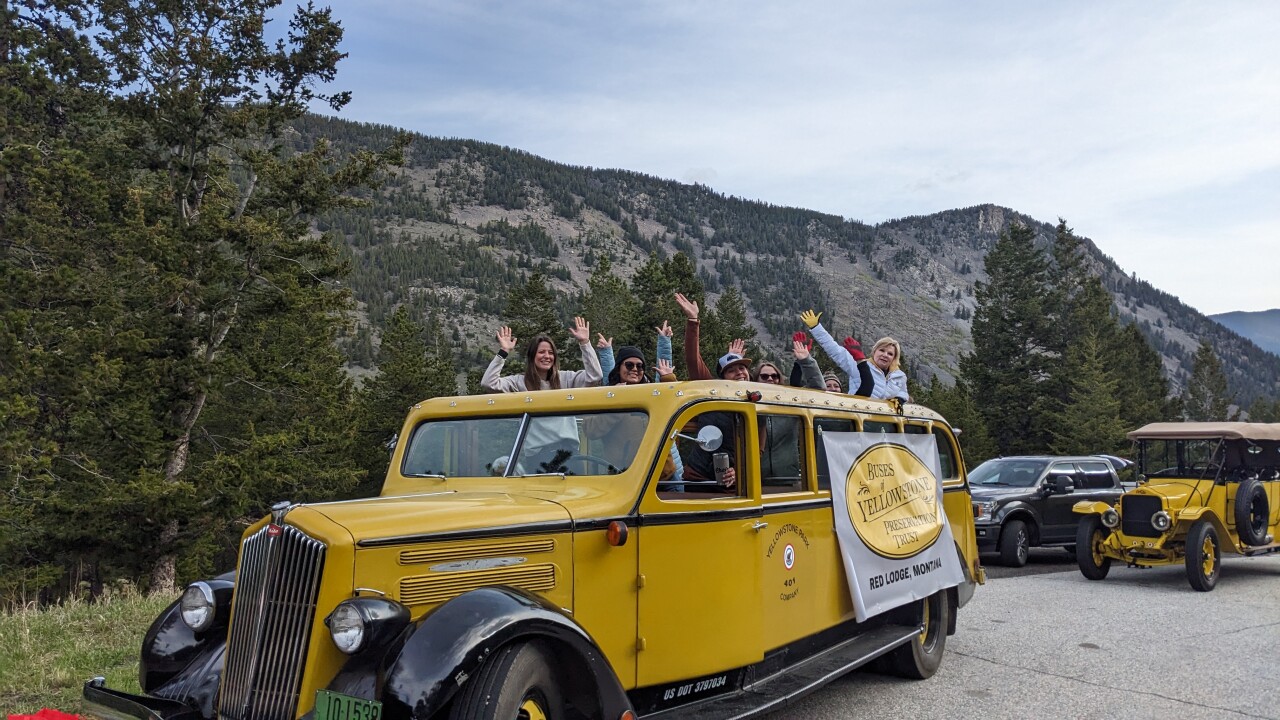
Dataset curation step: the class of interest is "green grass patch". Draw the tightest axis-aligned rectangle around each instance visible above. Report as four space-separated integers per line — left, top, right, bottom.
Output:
0 588 175 715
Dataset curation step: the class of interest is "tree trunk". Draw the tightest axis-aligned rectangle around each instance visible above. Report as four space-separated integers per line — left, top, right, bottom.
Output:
149 519 179 594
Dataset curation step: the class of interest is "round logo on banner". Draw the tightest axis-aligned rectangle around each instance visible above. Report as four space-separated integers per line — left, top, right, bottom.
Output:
844 443 943 559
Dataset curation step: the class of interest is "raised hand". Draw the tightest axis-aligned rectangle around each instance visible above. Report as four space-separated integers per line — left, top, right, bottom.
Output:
596 333 613 350
496 326 517 353
570 316 590 343
792 330 813 351
656 358 674 377
655 320 673 337
728 338 745 356
674 292 699 320
800 309 822 329
792 339 810 361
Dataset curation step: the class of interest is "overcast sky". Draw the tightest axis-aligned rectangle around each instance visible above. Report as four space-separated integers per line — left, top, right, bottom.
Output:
312 1 1279 315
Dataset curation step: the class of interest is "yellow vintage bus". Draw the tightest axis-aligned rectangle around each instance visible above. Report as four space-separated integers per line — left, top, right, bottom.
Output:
87 380 984 720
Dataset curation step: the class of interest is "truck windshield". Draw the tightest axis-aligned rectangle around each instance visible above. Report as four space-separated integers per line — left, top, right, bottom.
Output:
969 459 1049 487
402 410 650 478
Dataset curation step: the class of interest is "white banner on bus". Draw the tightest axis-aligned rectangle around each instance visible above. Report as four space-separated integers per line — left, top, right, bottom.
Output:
823 431 966 619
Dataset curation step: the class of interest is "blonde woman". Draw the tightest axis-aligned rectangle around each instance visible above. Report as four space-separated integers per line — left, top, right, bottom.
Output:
800 309 909 402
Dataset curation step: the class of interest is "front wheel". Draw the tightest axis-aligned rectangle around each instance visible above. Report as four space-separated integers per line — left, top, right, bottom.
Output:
449 641 565 720
881 589 950 679
1185 520 1220 592
998 519 1030 567
1076 515 1112 580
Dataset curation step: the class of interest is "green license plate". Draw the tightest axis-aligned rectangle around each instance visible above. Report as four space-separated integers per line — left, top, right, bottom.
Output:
315 689 382 720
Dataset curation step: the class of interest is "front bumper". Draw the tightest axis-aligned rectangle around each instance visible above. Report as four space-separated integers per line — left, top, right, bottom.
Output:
83 678 202 720
974 522 1001 552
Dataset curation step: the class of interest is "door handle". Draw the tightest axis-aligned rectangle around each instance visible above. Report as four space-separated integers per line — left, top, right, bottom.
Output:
752 521 768 531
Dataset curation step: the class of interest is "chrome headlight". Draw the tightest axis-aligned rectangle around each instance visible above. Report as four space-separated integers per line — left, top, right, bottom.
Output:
326 598 411 656
1151 510 1172 532
1101 508 1120 528
973 500 998 521
327 602 367 654
180 581 216 632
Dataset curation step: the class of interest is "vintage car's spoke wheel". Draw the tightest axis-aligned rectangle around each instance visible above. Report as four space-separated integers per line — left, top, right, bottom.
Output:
880 589 950 679
1233 478 1270 546
1185 520 1221 592
449 641 565 720
1076 515 1112 580
999 519 1030 567
518 699 549 720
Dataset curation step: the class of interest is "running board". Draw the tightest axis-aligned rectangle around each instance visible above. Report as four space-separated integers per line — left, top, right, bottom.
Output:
648 624 920 719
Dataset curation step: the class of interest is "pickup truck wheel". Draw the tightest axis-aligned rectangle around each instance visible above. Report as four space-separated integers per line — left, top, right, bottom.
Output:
881 589 950 679
1185 520 1220 592
1234 477 1270 547
449 641 565 720
1076 516 1111 580
998 519 1029 567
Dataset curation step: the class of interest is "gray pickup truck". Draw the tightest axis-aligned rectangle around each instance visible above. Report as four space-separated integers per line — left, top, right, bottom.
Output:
969 455 1125 566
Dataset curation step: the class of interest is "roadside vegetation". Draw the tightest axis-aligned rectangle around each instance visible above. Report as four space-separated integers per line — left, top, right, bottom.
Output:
0 587 172 714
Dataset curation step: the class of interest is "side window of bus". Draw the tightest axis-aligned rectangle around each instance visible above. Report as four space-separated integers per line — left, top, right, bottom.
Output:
814 417 855 490
670 409 748 498
759 413 804 493
863 420 899 434
931 427 959 482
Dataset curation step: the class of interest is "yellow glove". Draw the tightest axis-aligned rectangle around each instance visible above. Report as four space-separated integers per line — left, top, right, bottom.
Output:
800 309 822 329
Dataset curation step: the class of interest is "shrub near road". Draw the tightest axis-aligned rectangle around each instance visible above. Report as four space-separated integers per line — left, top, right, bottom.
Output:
0 590 172 714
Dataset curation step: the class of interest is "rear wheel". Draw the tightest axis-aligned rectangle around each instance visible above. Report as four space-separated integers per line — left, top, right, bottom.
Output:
881 590 950 679
1234 478 1270 547
449 641 565 720
1076 515 1112 580
1185 520 1220 592
998 519 1030 567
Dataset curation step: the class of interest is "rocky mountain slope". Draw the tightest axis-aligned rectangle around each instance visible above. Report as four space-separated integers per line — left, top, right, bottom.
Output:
1211 310 1280 356
299 114 1280 405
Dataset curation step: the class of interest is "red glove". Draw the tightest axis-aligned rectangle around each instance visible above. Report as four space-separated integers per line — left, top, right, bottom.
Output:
792 331 812 350
843 337 866 362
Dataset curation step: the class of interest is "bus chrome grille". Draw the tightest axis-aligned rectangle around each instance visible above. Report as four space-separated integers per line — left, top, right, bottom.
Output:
218 524 326 720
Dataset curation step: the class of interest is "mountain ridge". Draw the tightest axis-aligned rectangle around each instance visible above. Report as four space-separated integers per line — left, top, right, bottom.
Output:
298 114 1280 405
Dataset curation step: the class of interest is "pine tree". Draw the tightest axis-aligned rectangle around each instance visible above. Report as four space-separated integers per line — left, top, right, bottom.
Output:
502 271 572 369
354 308 456 495
912 376 997 465
1050 332 1128 456
958 223 1055 455
1181 341 1235 421
580 256 640 348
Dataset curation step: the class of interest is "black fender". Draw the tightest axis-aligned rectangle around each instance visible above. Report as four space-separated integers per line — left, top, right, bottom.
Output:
138 573 234 716
995 503 1041 542
379 587 632 720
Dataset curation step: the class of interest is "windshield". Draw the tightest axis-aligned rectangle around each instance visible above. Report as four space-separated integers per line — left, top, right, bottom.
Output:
402 410 650 478
969 459 1049 487
1139 438 1230 480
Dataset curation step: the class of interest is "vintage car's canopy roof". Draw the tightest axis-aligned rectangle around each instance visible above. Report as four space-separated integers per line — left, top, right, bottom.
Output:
1127 422 1280 442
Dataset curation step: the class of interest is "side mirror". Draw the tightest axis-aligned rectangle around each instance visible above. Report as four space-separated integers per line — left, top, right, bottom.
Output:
1049 476 1074 495
674 425 723 452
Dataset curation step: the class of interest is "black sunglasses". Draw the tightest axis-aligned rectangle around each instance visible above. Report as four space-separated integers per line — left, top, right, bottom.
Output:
758 372 781 380
621 361 646 371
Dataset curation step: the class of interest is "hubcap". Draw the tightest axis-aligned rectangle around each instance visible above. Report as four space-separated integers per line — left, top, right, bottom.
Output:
518 698 548 720
1201 535 1216 579
1016 530 1028 561
919 598 931 643
1090 530 1106 565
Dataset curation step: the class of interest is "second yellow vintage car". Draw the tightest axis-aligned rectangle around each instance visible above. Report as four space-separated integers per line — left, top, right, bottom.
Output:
86 380 984 719
1074 422 1280 591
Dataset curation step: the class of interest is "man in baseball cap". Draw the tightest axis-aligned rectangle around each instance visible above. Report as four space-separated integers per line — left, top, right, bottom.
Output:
716 352 753 380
